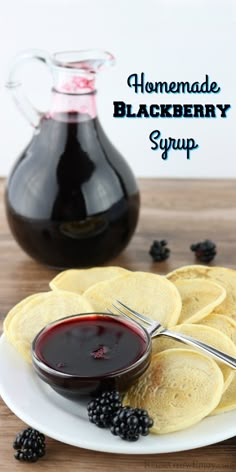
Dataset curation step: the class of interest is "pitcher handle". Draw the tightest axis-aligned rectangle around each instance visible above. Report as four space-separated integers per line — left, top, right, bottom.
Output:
6 49 52 129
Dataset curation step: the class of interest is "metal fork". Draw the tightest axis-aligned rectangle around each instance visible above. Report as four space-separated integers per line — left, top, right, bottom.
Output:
109 300 236 370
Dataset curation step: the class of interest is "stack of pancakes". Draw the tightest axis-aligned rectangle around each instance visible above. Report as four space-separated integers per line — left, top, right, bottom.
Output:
4 265 236 434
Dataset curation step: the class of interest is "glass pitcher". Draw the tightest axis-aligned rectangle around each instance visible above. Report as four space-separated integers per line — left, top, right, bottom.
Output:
5 49 140 268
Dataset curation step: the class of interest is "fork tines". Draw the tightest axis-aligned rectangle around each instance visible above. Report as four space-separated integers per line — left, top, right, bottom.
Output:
113 300 153 326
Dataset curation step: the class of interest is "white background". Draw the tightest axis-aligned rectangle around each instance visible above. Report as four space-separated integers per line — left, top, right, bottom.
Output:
0 0 235 178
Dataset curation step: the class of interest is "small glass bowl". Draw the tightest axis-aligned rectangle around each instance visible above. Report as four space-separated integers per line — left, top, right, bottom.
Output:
31 313 152 398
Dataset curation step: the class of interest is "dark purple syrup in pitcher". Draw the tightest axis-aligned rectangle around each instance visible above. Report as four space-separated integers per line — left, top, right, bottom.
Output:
35 315 148 376
5 112 139 267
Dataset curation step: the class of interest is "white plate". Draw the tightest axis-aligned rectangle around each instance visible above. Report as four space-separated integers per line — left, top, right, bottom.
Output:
0 334 236 455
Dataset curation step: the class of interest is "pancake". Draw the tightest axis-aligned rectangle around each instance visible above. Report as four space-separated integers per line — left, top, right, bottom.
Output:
123 349 224 434
173 278 226 324
4 291 92 363
151 323 236 391
212 372 236 414
167 265 236 320
84 271 182 327
49 266 128 295
200 314 236 345
3 293 40 338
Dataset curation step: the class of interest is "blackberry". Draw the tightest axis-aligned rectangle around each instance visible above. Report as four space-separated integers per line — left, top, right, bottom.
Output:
87 390 122 428
149 240 170 262
190 239 217 263
110 406 153 441
13 427 46 462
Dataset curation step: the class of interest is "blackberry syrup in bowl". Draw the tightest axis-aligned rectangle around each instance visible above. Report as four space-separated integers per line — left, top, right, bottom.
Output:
32 313 151 397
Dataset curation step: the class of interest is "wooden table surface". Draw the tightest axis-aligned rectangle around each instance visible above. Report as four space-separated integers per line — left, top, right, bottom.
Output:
1 178 236 471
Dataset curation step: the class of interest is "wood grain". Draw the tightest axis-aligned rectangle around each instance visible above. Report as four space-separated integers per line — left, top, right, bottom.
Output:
1 178 236 471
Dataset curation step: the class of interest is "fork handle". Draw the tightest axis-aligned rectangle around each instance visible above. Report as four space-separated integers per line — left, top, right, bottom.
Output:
158 329 236 369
